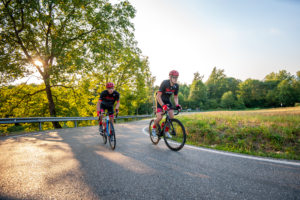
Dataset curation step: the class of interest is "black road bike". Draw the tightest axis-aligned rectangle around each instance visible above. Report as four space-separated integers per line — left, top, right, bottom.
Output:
98 112 117 150
149 108 186 151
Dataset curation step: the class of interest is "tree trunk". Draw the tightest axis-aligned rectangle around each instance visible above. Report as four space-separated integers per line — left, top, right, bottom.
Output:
44 75 62 129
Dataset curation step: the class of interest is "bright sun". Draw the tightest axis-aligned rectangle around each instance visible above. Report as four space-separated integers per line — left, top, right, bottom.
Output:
34 61 43 66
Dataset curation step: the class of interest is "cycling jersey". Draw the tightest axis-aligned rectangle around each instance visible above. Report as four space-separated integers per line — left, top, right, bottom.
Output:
99 90 120 106
158 80 179 101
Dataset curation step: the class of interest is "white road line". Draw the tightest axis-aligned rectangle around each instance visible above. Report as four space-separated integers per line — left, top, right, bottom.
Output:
142 126 300 166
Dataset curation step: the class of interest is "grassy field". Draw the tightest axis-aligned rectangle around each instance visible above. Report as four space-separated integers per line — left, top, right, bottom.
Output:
177 107 300 160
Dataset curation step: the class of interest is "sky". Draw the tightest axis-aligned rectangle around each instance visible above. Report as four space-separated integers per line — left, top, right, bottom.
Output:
14 0 300 86
126 0 300 86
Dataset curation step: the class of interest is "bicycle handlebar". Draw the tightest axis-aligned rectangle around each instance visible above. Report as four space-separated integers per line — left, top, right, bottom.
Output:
162 108 180 116
100 111 118 118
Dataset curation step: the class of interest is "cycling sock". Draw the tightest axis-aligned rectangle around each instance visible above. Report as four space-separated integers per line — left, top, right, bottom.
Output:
161 122 169 132
153 125 156 129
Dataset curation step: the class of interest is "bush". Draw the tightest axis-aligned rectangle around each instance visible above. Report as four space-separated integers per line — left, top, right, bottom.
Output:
7 125 25 133
206 99 219 109
295 103 300 107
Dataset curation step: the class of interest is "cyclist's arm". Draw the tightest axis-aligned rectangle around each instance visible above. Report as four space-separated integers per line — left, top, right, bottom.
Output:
115 101 120 110
156 92 165 106
97 100 102 112
174 95 179 106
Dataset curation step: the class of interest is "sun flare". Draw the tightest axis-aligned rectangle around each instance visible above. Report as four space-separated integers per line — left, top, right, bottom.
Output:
34 60 43 67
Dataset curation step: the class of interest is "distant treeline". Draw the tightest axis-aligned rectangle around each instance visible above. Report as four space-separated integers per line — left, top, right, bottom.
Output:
161 68 300 110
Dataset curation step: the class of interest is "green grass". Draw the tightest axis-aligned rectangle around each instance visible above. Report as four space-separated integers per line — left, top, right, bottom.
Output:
176 107 300 160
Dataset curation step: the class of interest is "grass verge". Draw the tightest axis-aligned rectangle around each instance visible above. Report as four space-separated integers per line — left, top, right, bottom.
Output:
176 107 300 160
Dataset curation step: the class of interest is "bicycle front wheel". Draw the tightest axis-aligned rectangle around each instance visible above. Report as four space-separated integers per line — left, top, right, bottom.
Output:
108 122 116 150
163 118 186 151
103 131 107 144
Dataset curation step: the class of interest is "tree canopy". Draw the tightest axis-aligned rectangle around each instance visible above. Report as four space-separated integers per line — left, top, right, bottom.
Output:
0 0 152 127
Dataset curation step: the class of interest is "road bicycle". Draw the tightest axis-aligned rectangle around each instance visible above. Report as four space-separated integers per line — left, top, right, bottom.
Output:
98 112 117 150
149 108 186 151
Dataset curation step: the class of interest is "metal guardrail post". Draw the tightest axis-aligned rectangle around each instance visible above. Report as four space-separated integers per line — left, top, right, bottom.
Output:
74 121 77 127
39 122 42 130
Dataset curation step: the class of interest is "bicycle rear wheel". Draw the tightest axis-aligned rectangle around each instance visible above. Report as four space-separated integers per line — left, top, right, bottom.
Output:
163 118 186 151
108 121 116 150
149 119 161 145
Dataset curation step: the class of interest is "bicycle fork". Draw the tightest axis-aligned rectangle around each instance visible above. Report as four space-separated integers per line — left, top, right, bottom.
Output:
162 120 176 136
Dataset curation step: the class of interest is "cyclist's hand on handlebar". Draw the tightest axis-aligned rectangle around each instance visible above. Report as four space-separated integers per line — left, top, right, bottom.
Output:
162 104 168 111
176 104 182 111
115 109 119 114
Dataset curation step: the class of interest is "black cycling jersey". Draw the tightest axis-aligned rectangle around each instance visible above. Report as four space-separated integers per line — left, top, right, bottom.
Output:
158 80 179 101
99 90 120 106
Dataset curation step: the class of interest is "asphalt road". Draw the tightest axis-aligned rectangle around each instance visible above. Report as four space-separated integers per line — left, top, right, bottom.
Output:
0 119 299 200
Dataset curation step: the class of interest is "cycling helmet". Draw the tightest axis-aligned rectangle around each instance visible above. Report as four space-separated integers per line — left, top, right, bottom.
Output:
106 82 114 88
169 70 179 76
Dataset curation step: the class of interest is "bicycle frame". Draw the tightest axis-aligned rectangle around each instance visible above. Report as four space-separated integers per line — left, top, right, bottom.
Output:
101 112 118 136
160 109 179 135
104 115 110 135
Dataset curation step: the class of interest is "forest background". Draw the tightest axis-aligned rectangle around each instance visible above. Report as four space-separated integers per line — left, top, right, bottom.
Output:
1 0 300 133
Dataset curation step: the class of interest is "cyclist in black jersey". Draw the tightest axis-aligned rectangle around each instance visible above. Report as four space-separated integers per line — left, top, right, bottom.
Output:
152 70 182 138
96 82 120 136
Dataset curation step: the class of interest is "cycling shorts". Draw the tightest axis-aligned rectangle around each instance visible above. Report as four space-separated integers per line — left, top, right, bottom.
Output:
100 104 114 117
156 99 174 113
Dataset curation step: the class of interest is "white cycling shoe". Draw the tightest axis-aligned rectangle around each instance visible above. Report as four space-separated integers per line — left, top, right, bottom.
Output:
152 128 157 137
165 131 172 138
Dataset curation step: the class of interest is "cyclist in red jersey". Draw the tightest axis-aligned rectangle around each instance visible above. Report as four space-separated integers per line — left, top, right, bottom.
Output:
96 82 120 137
152 70 182 138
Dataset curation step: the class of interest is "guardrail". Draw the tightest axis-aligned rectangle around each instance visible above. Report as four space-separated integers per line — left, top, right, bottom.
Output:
0 115 152 130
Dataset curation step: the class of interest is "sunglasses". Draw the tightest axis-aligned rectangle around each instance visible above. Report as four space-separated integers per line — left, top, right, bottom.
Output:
172 76 178 80
107 87 114 90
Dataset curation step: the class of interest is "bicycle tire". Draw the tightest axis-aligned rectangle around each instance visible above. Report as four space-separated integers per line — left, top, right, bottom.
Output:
149 119 160 145
108 121 116 150
102 131 107 144
163 118 186 151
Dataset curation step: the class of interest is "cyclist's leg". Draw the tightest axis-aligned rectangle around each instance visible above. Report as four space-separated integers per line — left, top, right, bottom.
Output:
106 105 114 137
153 99 163 126
167 100 174 119
164 100 173 138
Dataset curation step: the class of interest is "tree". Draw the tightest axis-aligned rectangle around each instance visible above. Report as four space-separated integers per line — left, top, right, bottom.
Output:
188 79 207 104
205 99 219 110
265 90 278 107
237 79 266 107
264 70 293 82
192 71 204 82
277 80 295 107
0 0 137 127
226 77 241 98
206 67 228 100
235 97 246 109
220 91 235 109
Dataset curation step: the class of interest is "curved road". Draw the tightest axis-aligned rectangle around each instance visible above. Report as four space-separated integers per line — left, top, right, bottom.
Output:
0 119 299 200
